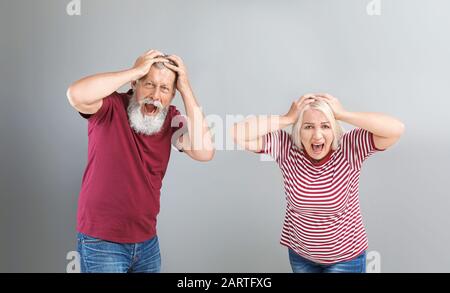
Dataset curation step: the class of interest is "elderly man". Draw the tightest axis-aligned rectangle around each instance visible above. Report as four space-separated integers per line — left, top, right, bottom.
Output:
67 49 214 273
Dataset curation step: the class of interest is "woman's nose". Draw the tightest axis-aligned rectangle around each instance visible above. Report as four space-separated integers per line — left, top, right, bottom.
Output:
313 130 323 139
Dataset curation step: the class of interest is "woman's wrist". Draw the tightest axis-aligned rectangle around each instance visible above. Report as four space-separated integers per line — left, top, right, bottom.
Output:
280 115 296 127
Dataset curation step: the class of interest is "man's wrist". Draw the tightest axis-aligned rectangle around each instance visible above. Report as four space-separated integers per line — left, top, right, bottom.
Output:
126 68 144 81
178 81 193 97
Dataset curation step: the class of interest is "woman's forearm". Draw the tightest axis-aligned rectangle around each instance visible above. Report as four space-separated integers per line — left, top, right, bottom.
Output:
339 112 405 138
232 115 292 143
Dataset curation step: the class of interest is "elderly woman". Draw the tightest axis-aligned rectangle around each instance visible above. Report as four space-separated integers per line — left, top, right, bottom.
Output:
231 93 404 273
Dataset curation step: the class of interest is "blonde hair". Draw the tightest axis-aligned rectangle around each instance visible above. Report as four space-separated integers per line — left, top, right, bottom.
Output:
291 99 344 150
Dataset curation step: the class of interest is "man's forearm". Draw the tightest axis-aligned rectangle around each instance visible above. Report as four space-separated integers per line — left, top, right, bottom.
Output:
180 86 214 152
67 68 140 106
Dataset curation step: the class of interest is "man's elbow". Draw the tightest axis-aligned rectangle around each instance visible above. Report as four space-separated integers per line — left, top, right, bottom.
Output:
66 85 81 107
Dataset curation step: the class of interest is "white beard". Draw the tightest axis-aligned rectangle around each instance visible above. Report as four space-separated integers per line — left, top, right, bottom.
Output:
127 94 168 136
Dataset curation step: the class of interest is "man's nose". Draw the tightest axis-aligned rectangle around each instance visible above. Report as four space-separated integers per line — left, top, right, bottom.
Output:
152 88 162 101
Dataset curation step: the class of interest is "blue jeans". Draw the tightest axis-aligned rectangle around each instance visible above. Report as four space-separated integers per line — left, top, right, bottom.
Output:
288 248 366 273
77 233 161 273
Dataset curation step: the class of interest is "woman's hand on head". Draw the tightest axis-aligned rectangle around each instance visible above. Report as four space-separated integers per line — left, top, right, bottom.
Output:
315 93 347 120
283 94 317 124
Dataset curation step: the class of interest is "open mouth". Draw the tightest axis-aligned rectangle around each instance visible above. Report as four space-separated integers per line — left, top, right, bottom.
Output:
311 143 324 154
143 103 158 115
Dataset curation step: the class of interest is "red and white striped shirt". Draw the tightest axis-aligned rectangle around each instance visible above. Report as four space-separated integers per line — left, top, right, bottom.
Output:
261 128 383 264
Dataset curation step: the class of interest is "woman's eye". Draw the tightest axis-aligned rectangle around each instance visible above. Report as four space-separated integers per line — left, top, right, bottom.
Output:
304 125 312 129
322 125 330 129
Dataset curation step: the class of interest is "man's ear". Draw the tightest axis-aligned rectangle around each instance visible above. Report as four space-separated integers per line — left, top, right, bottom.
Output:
131 80 137 89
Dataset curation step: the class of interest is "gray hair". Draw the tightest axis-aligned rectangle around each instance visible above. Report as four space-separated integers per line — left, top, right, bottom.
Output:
138 57 178 86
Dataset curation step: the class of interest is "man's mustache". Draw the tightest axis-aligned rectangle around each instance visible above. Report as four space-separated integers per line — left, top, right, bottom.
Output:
139 98 164 110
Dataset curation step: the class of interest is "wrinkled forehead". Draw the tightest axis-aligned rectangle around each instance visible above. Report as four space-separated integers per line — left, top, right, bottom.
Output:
141 65 176 85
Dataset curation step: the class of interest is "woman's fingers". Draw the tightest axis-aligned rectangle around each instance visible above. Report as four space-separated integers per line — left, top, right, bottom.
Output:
316 93 335 101
297 94 316 108
297 93 315 103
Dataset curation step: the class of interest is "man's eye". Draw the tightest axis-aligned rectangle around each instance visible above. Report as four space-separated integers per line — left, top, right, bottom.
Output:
161 87 169 93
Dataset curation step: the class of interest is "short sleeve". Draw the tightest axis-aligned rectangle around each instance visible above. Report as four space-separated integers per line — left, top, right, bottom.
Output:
170 107 187 134
78 92 116 124
260 130 292 165
340 128 384 170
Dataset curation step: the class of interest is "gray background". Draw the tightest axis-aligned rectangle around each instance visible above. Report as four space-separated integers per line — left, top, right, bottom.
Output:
1 0 449 273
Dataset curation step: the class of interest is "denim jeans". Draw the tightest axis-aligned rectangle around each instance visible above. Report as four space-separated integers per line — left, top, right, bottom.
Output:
77 233 161 273
288 248 366 273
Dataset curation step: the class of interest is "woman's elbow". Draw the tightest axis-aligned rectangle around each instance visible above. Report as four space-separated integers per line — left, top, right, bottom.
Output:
193 149 215 162
396 121 406 137
230 124 241 145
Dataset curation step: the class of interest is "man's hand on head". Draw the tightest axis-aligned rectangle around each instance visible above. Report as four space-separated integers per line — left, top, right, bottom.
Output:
131 49 168 80
164 55 191 94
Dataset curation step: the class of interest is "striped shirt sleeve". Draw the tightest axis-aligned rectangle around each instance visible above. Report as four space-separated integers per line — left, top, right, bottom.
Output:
261 130 292 164
341 128 384 170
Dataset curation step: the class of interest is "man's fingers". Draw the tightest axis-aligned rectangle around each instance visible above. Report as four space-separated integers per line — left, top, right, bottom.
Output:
166 55 183 66
152 57 169 63
143 55 168 64
167 54 181 61
163 62 180 72
145 49 162 55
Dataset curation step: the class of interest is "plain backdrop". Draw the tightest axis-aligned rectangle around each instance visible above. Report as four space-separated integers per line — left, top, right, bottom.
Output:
1 0 449 272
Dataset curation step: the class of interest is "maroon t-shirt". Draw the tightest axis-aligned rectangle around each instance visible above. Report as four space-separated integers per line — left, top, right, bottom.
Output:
76 91 183 243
